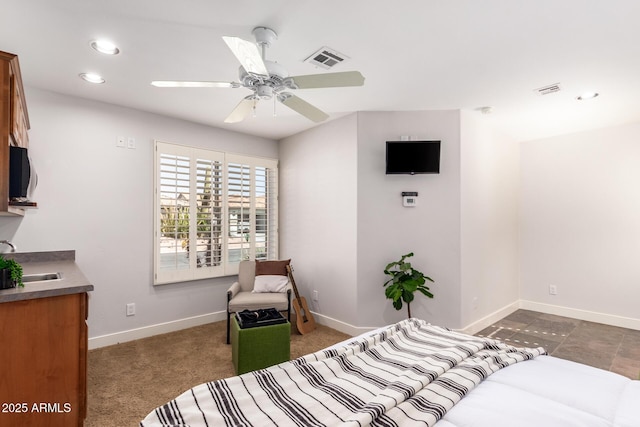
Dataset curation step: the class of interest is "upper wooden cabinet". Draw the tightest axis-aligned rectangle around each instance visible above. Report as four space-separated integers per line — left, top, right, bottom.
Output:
0 50 31 216
11 71 30 148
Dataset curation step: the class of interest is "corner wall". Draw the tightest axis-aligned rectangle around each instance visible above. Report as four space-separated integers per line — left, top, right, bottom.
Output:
460 111 520 329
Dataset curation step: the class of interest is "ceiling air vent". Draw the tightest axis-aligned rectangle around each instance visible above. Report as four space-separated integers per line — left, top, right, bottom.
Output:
534 83 562 96
304 47 349 69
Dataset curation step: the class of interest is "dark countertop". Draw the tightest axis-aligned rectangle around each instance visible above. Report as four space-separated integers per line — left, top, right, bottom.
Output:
0 251 94 303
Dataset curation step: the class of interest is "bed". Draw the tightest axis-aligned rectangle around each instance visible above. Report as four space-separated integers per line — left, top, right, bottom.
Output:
140 318 640 426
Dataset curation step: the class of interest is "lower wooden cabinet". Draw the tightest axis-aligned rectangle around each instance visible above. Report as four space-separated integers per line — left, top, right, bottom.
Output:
0 292 88 426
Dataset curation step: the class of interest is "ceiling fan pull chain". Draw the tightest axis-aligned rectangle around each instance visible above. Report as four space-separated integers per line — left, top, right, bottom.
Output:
273 96 277 117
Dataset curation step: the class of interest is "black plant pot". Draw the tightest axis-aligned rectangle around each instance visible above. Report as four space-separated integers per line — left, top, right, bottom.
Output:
0 268 16 289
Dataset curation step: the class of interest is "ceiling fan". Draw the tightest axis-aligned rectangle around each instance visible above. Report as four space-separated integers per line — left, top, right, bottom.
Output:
151 27 365 123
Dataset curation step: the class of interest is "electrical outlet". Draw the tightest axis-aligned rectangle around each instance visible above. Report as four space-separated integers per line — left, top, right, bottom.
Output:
312 290 319 301
126 303 136 316
127 137 136 149
549 285 558 295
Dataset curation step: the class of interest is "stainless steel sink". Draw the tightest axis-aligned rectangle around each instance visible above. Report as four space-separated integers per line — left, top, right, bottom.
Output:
22 272 63 283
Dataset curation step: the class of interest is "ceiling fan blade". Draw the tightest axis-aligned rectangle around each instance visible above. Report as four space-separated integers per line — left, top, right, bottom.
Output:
278 93 329 123
224 97 256 123
222 36 269 77
287 71 365 89
151 80 238 88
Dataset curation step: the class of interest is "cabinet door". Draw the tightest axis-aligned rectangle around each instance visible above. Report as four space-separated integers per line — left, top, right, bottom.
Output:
0 293 86 427
10 73 29 148
0 59 10 212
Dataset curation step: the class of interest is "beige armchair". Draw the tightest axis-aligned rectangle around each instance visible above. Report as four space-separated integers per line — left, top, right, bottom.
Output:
226 260 292 344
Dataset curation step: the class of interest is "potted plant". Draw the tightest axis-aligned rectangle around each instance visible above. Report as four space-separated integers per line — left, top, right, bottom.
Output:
0 255 23 289
383 252 434 318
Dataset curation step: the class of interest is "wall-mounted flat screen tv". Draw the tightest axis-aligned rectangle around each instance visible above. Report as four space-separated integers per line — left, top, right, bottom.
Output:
385 140 441 174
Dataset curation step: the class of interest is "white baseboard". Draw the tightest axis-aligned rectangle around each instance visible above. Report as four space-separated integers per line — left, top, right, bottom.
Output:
459 300 640 335
89 310 365 351
458 301 521 335
89 302 640 350
311 311 385 337
519 300 640 330
88 311 227 350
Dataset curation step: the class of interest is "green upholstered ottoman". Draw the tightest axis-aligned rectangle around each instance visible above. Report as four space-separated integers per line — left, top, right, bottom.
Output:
231 316 290 375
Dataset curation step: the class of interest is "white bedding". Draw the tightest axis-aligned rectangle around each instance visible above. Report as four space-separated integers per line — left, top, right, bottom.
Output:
438 355 640 427
338 326 640 427
141 320 640 427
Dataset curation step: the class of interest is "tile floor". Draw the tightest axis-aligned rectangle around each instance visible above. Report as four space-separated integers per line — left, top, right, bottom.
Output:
475 309 640 380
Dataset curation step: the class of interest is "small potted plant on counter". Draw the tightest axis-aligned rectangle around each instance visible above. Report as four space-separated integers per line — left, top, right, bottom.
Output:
0 255 24 289
383 252 434 318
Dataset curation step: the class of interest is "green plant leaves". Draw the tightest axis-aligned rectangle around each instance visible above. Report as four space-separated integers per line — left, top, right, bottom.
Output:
382 252 434 317
0 255 23 287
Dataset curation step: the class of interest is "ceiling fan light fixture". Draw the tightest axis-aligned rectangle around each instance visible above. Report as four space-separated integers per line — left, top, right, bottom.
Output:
90 39 120 55
255 85 273 100
79 72 105 84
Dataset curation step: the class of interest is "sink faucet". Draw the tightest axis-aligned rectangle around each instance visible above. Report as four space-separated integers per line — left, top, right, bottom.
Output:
0 240 17 252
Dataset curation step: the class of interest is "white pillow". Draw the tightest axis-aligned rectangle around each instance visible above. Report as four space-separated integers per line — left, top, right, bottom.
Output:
253 275 289 293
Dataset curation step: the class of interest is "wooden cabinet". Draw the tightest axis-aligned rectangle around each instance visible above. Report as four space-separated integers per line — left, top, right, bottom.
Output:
0 50 31 216
11 72 29 148
0 293 89 426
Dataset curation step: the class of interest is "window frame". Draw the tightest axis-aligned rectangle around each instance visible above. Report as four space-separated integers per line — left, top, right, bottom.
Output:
153 141 278 285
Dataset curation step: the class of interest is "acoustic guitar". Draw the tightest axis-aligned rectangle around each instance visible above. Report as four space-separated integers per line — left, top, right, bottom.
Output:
286 264 316 334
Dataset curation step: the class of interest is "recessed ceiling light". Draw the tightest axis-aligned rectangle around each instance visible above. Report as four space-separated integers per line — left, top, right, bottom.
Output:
79 73 105 84
577 92 599 100
90 39 120 55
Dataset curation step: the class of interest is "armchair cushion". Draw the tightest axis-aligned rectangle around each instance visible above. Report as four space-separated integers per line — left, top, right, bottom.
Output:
253 275 289 293
228 290 290 313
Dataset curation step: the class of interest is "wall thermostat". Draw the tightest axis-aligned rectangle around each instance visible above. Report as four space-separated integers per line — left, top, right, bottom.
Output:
402 191 418 207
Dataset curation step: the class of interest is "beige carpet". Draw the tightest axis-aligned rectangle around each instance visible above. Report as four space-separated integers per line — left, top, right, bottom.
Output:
86 320 350 427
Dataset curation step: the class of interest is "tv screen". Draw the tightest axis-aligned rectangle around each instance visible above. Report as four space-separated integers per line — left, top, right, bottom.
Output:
385 141 441 174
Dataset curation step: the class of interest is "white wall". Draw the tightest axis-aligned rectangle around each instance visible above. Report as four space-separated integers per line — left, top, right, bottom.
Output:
279 115 359 326
279 109 523 333
279 110 466 331
1 88 278 342
355 111 463 328
520 122 640 327
460 111 520 329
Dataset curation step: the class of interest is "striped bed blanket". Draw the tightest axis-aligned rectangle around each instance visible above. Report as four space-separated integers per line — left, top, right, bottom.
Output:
140 318 545 427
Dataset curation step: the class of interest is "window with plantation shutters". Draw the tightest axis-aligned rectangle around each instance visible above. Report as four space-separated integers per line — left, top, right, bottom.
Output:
226 155 279 264
154 141 278 284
